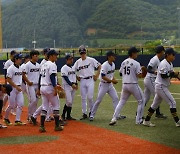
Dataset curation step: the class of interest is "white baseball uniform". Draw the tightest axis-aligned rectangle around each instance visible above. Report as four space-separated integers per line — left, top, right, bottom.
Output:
40 61 60 112
24 61 40 118
61 64 76 107
90 61 119 118
111 58 145 124
21 63 27 94
74 56 101 114
150 59 176 109
5 64 24 121
144 55 160 104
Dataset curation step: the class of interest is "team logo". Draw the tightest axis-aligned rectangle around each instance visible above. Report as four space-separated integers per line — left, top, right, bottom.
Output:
78 63 90 71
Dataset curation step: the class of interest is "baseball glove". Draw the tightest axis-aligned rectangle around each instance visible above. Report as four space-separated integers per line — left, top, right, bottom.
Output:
58 90 66 99
141 66 147 78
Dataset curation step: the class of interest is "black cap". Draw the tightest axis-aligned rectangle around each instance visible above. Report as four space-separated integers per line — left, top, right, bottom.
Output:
165 48 177 55
128 47 140 56
24 54 30 59
14 53 23 59
10 50 16 55
156 45 165 53
43 47 50 54
79 45 86 54
106 51 116 57
47 49 58 58
65 54 73 60
3 84 12 96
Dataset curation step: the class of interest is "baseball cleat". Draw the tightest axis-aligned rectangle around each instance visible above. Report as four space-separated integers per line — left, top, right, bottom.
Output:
117 115 126 120
31 116 37 125
143 120 155 127
80 114 88 120
59 119 67 126
66 116 76 120
175 120 180 127
109 119 117 126
4 118 12 126
0 124 7 128
54 126 64 131
155 113 167 119
89 117 94 121
39 126 46 133
14 121 26 126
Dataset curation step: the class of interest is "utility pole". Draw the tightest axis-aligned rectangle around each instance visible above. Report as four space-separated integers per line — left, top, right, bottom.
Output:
0 0 3 51
32 29 36 49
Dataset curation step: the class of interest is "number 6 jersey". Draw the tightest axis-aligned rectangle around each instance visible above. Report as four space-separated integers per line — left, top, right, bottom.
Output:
120 58 142 84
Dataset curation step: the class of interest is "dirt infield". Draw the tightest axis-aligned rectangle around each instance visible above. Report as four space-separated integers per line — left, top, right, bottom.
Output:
0 108 179 154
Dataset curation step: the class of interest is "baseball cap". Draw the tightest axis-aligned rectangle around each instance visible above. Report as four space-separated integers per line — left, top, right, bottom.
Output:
47 49 59 57
3 84 12 96
43 47 50 54
24 54 30 59
10 50 16 55
156 45 165 53
14 53 23 59
65 54 73 60
106 51 116 57
128 47 140 56
79 45 86 54
165 48 177 56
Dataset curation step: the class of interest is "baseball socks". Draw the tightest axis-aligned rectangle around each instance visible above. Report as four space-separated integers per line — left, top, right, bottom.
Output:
170 108 180 126
66 106 76 120
0 100 3 119
62 104 68 120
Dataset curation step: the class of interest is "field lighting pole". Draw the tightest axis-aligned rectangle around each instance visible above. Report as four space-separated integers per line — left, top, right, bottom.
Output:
177 7 180 45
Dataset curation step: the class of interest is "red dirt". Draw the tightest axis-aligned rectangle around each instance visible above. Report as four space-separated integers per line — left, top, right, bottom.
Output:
0 108 179 154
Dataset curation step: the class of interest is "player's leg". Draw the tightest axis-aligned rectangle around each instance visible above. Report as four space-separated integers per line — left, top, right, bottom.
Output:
80 79 88 119
131 84 145 124
4 89 16 125
108 84 119 110
109 85 130 125
15 91 25 125
66 88 76 120
143 89 163 127
2 94 8 111
158 86 179 126
0 100 3 119
144 78 151 106
90 82 108 120
87 78 95 116
49 94 63 131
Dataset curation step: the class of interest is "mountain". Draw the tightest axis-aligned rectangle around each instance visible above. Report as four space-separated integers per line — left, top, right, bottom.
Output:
1 0 180 48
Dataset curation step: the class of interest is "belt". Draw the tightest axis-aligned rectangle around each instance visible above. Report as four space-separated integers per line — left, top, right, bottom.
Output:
41 84 52 86
82 76 93 79
123 83 137 84
101 81 111 84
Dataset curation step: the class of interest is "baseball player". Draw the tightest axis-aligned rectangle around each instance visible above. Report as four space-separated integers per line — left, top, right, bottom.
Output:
21 54 30 94
31 48 54 122
3 50 16 115
23 50 40 122
4 54 26 126
73 45 101 120
144 45 167 119
61 54 77 120
39 50 63 132
109 47 145 125
90 51 126 121
143 48 180 127
0 84 12 128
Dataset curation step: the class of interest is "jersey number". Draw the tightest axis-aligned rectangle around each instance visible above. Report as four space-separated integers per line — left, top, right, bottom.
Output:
124 66 130 75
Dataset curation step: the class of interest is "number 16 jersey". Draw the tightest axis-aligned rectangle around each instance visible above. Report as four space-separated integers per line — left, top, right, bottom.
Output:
119 58 142 84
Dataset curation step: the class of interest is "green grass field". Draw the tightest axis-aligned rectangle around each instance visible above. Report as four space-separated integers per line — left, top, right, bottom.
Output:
18 70 180 149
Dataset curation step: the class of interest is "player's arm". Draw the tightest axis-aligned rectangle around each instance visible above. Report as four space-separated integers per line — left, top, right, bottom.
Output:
161 71 179 79
147 65 156 74
50 73 58 96
22 72 33 86
94 65 101 81
7 77 21 92
62 76 77 89
102 74 118 84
